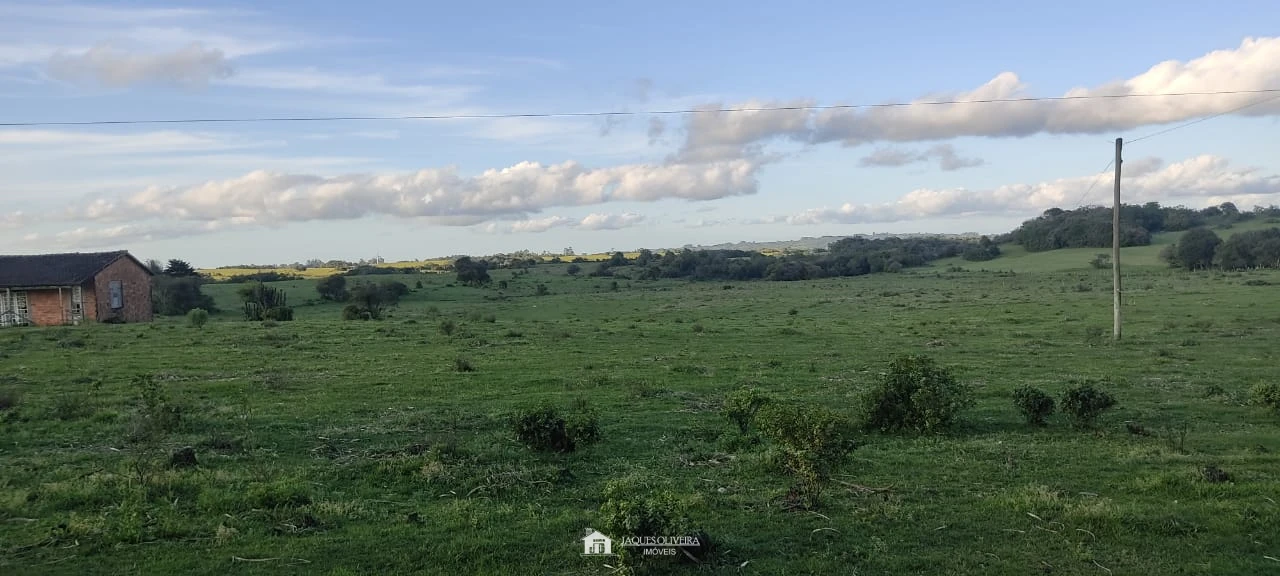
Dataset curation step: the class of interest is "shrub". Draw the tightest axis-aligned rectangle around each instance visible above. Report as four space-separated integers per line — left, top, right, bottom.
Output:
1249 383 1280 414
1012 386 1055 425
341 304 365 321
598 475 704 567
497 280 509 290
1060 382 1117 427
1090 253 1111 269
566 264 581 276
152 276 217 316
131 374 182 441
758 402 857 509
535 284 550 296
439 319 457 336
511 403 600 453
186 308 209 328
262 306 294 321
723 386 774 434
316 275 349 302
453 357 476 373
860 354 973 434
482 313 496 323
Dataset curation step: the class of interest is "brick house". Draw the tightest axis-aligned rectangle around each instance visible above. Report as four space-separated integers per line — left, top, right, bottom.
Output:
0 251 154 327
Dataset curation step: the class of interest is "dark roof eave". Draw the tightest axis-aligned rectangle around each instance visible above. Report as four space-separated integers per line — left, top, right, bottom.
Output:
0 284 85 290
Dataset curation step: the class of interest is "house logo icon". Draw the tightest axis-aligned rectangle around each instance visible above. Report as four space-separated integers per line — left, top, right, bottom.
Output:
581 528 613 556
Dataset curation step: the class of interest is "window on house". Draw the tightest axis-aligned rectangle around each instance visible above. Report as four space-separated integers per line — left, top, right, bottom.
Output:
1 291 29 327
71 286 84 323
109 281 123 309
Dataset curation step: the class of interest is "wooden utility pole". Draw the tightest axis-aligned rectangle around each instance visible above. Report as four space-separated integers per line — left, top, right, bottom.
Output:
1112 137 1123 341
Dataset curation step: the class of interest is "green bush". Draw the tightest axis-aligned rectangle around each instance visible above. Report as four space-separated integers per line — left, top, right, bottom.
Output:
439 319 457 336
860 354 973 434
723 386 773 434
511 403 600 453
1249 383 1280 414
598 475 706 568
186 308 209 328
453 357 476 373
1012 386 1055 425
341 304 365 321
757 402 856 509
1060 382 1117 427
263 306 294 321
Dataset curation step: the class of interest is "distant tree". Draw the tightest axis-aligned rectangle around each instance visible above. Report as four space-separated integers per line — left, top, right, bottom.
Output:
1172 227 1222 270
1090 253 1111 269
345 282 400 320
379 280 410 299
152 276 216 316
164 259 198 277
566 264 581 276
454 257 491 287
1216 228 1280 270
635 249 655 267
316 275 349 301
608 251 628 267
961 236 1001 262
1218 202 1240 219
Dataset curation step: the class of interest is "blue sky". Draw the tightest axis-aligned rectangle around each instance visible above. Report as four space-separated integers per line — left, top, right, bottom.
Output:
1 1 1278 267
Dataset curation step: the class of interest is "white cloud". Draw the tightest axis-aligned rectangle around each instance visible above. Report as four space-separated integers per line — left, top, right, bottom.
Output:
859 144 984 171
65 159 759 227
786 155 1280 225
486 212 647 234
676 37 1280 159
579 212 645 230
222 68 477 101
47 42 233 88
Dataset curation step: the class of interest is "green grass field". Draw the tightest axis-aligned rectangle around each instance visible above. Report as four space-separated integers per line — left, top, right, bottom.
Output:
4 251 1280 575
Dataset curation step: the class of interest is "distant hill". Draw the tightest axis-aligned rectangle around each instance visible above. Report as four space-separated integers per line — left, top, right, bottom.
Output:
684 232 983 253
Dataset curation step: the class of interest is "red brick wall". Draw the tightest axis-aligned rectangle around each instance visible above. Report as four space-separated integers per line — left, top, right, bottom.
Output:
89 257 153 323
26 289 67 326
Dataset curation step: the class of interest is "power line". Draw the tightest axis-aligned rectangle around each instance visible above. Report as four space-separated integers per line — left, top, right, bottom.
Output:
2 88 1279 128
1074 158 1115 208
1126 91 1280 144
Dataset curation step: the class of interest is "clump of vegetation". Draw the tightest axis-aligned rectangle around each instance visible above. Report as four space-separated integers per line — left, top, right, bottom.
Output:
723 386 774 434
316 274 349 302
1060 382 1117 428
439 319 458 336
52 392 93 420
1090 253 1111 269
757 402 857 509
1249 383 1280 415
482 313 496 323
1164 227 1222 270
239 282 293 321
536 284 550 296
454 256 491 286
453 357 476 373
598 474 707 567
860 354 973 434
152 275 218 316
1201 465 1231 483
1012 386 1055 426
130 374 183 441
511 402 600 453
342 281 403 320
186 308 209 328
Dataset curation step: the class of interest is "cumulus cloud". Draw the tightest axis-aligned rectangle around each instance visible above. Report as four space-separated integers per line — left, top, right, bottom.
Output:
66 159 759 227
676 37 1280 159
786 154 1280 225
579 212 645 230
47 42 233 88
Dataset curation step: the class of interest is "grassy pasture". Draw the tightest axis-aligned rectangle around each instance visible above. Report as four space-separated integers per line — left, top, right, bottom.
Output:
3 257 1280 575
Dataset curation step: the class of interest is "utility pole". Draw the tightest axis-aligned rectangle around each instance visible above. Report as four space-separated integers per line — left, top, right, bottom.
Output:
1112 137 1123 341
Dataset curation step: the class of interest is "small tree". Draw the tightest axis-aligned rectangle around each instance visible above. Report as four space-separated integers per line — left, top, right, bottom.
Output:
566 263 581 276
454 257 491 287
164 259 198 277
1172 228 1222 269
758 402 857 509
860 355 973 434
1090 253 1111 269
186 308 209 328
316 275 349 301
152 276 216 316
723 386 774 434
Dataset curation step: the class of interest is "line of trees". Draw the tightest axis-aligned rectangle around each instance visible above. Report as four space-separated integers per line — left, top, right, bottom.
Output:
1006 202 1279 252
1162 227 1280 270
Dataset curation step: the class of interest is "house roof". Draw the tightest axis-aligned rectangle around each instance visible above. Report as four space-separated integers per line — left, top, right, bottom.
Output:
0 251 151 288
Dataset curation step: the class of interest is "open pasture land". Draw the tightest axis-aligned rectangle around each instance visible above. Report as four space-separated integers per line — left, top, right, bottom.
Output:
3 261 1280 575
